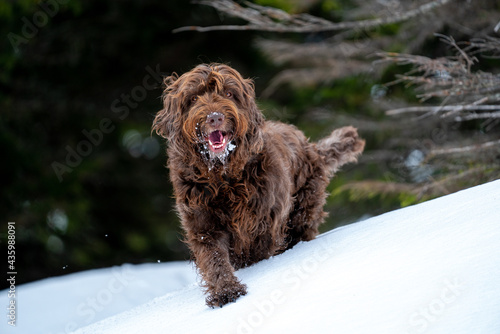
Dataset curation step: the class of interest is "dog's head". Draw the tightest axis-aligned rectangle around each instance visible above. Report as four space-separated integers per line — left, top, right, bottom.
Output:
153 64 264 168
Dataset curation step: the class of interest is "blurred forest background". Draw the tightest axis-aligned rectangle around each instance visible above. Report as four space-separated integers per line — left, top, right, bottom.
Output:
1 0 499 286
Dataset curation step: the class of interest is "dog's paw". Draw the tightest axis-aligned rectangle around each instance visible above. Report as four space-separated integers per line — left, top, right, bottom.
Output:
206 282 247 308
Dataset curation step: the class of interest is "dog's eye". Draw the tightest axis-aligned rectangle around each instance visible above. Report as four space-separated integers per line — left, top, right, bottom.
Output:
225 91 233 98
191 96 198 102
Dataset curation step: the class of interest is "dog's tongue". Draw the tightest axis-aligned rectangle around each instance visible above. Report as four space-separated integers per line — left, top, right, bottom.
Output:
209 130 224 144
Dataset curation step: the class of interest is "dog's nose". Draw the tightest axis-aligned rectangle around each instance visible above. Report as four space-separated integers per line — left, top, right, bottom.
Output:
207 112 224 128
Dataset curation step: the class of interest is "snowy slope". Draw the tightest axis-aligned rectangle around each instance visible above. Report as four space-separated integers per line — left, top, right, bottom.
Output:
3 180 500 334
0 262 197 334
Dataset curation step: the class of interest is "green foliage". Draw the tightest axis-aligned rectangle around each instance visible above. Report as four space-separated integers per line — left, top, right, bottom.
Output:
316 76 373 111
398 192 419 207
65 0 84 15
321 0 342 12
255 0 296 13
379 63 420 103
0 1 13 18
375 23 400 36
0 0 35 18
276 75 373 114
255 0 301 14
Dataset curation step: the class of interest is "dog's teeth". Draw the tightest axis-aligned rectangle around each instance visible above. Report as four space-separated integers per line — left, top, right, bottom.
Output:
209 137 226 150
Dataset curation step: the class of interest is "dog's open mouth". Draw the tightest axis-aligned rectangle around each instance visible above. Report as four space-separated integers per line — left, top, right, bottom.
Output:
207 130 231 153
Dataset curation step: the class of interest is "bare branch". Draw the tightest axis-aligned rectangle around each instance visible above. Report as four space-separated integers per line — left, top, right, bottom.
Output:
378 45 500 117
416 166 493 197
434 33 477 73
464 36 500 58
454 111 500 121
256 38 380 66
428 139 500 157
261 61 371 97
337 163 494 199
386 104 500 116
173 0 452 34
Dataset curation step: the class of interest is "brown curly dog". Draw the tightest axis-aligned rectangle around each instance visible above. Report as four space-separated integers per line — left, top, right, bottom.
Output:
153 63 365 308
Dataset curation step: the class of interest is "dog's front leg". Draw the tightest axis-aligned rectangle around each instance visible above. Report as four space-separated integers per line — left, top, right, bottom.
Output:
187 227 247 308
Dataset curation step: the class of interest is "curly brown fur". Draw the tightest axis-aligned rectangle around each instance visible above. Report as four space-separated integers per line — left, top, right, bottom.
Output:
153 63 365 308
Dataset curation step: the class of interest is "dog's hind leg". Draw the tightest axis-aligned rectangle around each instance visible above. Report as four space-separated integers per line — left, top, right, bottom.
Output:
284 151 332 250
285 179 329 249
285 127 364 250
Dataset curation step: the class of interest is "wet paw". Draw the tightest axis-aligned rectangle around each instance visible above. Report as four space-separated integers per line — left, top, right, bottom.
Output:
206 282 247 308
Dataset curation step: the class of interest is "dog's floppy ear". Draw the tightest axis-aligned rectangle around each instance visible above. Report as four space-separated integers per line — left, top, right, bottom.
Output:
152 73 180 142
241 77 264 155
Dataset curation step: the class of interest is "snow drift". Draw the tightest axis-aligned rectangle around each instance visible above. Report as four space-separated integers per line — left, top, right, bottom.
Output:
2 180 500 334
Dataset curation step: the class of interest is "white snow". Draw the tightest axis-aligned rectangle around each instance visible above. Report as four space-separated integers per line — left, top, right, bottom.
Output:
2 179 500 334
0 262 197 334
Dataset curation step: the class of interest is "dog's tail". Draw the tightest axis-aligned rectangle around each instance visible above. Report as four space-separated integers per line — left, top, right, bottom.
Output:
316 126 365 175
